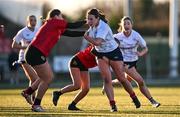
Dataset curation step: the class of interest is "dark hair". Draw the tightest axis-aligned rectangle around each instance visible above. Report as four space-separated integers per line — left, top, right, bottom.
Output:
27 15 36 21
46 9 61 19
87 8 108 23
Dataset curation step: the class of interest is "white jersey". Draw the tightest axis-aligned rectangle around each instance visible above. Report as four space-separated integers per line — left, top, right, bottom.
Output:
13 26 38 61
88 20 118 53
114 30 147 62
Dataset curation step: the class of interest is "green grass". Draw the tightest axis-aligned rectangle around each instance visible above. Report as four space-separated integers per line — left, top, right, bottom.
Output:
0 87 180 117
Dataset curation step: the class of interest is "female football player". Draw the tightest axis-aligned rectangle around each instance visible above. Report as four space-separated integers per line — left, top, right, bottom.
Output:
21 9 86 112
83 8 141 112
52 45 97 110
103 16 160 108
12 15 39 102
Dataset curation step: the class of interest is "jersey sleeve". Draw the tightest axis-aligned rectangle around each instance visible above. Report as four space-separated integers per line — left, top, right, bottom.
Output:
95 25 108 40
113 33 120 40
13 30 23 44
137 33 147 48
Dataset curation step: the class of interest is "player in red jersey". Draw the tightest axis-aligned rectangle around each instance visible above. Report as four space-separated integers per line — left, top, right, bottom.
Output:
52 45 97 110
21 9 86 112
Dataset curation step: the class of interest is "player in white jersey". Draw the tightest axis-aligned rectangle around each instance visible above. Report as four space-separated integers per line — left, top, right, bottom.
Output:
102 16 160 108
84 8 141 112
12 15 39 104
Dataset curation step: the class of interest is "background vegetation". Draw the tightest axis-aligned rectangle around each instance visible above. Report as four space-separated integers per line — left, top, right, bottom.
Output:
0 0 179 79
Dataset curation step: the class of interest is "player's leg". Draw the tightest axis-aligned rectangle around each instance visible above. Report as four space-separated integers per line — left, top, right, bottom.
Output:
31 61 53 112
21 63 38 85
110 60 141 108
126 67 160 107
21 63 39 101
102 73 130 95
97 58 117 112
21 77 40 105
68 71 90 110
52 67 82 106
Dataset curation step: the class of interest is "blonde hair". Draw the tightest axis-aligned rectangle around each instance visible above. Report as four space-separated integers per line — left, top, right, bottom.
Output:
118 16 133 32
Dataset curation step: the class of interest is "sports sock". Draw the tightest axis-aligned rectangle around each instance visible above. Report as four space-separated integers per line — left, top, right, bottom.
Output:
33 98 41 105
109 100 116 106
149 97 155 102
24 87 34 95
58 90 63 95
70 101 77 106
130 92 136 99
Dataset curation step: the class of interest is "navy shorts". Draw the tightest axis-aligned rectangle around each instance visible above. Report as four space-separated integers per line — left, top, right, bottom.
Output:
124 61 137 69
70 56 88 71
24 45 46 66
91 47 123 61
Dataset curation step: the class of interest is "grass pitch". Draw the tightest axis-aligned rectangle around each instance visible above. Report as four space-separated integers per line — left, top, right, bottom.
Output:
0 87 180 117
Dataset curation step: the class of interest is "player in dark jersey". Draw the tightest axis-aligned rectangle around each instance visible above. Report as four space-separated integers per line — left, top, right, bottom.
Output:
21 9 86 112
52 45 97 111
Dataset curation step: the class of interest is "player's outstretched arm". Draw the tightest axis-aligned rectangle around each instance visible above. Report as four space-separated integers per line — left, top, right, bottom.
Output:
63 30 85 37
67 20 86 29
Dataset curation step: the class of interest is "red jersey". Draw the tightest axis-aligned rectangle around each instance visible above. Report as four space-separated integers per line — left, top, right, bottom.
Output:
76 46 97 69
31 19 67 56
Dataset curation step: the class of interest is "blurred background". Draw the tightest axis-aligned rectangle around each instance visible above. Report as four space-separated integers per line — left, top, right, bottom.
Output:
0 0 179 87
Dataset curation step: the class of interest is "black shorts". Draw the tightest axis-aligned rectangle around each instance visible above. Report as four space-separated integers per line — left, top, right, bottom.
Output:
70 56 88 71
124 61 137 69
91 47 123 61
24 45 46 66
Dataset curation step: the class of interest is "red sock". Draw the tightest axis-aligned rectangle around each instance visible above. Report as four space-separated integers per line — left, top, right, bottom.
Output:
130 92 136 98
24 87 34 95
109 100 116 106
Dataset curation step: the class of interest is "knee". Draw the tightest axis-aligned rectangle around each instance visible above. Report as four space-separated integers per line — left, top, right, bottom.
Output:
137 79 145 86
83 86 90 93
46 76 53 84
119 79 127 85
73 83 81 90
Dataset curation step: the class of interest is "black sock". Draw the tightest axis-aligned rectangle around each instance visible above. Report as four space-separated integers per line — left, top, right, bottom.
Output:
70 101 77 106
33 98 41 105
58 91 63 95
149 97 154 102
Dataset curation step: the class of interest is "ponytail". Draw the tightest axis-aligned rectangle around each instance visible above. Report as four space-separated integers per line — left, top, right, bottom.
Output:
98 10 108 23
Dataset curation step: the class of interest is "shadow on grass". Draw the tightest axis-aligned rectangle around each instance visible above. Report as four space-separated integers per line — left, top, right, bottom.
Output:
0 106 180 117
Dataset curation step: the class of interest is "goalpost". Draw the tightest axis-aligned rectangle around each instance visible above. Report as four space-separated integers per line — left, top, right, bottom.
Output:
169 0 179 78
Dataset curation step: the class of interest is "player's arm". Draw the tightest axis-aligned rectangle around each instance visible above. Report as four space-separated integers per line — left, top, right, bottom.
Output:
136 47 148 57
67 20 86 29
84 31 104 46
11 40 26 49
62 30 85 37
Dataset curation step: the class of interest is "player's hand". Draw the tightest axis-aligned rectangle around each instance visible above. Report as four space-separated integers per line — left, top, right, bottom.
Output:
136 51 143 57
84 31 90 39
